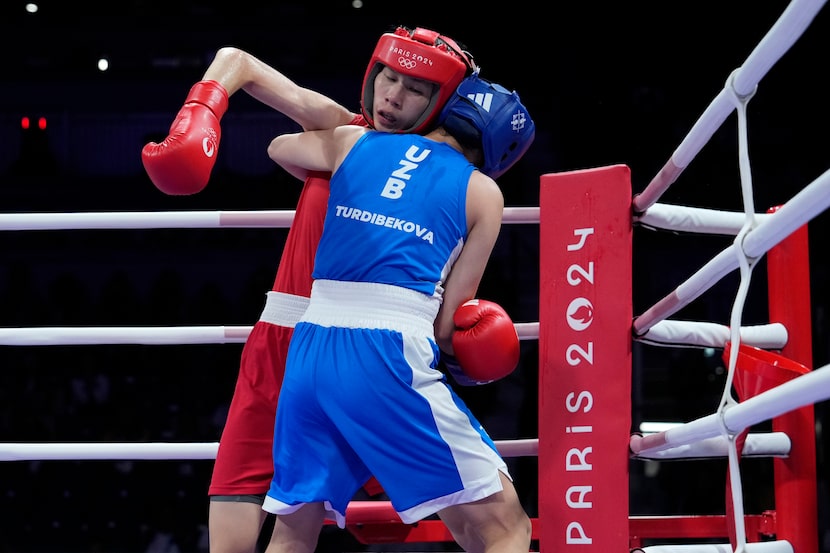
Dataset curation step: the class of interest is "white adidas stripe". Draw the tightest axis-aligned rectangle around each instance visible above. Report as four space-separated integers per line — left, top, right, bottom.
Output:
466 92 493 112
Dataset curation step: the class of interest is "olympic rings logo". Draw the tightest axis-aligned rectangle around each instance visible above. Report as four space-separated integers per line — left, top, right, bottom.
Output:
398 57 417 70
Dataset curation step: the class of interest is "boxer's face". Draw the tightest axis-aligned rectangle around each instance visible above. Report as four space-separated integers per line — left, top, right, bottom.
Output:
370 66 435 132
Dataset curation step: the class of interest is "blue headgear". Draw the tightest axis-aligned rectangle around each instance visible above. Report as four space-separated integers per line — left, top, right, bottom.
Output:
437 71 535 179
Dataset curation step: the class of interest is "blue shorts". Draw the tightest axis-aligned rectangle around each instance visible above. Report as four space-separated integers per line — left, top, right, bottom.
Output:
262 281 509 526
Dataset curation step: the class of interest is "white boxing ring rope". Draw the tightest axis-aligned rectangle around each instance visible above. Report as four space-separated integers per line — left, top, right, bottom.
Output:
0 322 538 345
0 433 793 463
635 203 773 236
633 431 791 461
633 166 830 337
629 362 830 456
0 439 540 462
0 206 539 230
0 323 541 346
631 0 827 214
638 544 794 553
0 320 784 350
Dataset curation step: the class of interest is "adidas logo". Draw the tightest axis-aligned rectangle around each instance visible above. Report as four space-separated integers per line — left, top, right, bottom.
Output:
467 92 528 131
466 92 493 112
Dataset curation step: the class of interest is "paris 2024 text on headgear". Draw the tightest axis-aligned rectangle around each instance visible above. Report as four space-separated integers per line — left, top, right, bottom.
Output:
361 26 477 134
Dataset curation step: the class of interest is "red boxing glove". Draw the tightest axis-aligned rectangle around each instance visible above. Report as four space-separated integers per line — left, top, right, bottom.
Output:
141 80 229 195
450 299 520 385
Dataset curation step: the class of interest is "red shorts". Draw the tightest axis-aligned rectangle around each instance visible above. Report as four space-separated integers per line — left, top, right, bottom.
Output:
208 320 292 495
208 175 329 496
209 115 367 497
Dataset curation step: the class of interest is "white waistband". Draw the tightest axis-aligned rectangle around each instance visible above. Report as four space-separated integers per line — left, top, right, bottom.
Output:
258 291 311 328
301 280 439 336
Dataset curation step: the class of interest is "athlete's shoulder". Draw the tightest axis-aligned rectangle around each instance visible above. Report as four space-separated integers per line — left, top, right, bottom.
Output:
331 125 372 168
468 170 504 210
334 124 371 144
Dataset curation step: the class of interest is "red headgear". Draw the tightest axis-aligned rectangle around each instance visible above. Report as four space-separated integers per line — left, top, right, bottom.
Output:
361 26 476 134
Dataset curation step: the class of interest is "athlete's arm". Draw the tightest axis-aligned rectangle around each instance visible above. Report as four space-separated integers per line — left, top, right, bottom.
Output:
204 47 357 131
267 125 368 180
434 171 505 353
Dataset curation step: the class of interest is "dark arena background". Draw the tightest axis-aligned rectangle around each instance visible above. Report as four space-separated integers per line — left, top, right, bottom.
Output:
1 1 828 552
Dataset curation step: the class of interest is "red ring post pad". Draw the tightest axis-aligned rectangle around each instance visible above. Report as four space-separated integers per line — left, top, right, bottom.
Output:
539 165 633 550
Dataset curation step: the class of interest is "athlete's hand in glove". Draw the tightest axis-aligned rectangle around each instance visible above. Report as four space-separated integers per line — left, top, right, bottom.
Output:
142 80 229 195
443 299 520 386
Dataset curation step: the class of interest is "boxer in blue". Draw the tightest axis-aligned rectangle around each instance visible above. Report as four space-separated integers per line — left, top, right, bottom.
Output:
262 72 535 553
